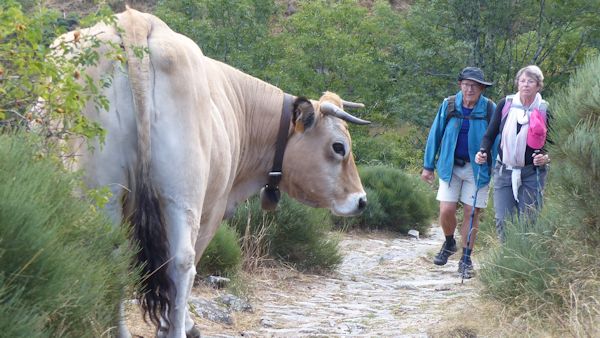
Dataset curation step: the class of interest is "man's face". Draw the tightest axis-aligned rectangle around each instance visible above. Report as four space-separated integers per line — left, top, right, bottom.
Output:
459 80 484 103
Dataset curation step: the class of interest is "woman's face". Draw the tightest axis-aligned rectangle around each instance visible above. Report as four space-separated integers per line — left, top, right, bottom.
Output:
517 74 541 97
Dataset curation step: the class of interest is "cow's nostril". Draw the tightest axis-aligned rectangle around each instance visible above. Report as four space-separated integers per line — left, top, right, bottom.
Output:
358 197 367 210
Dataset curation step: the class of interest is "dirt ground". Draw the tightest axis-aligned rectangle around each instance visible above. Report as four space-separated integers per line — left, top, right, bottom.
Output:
126 224 486 337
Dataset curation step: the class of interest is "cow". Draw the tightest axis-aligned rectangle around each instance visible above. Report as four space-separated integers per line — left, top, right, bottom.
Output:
54 7 369 338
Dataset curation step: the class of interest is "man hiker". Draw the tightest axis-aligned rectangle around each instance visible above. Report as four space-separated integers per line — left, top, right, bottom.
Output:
421 67 496 278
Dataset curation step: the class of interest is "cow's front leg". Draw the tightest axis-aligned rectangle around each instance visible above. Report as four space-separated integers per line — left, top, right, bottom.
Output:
117 300 132 338
164 206 199 338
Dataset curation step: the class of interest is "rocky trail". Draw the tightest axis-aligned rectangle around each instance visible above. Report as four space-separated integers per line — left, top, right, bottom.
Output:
129 224 481 337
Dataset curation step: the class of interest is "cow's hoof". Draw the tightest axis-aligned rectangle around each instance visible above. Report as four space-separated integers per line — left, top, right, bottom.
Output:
186 325 201 338
155 326 168 338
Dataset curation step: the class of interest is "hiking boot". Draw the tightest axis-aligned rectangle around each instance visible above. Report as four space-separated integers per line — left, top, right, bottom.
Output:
433 240 457 266
458 257 475 279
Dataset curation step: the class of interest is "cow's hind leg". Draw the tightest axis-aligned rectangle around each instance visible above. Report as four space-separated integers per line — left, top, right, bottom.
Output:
162 205 199 338
91 185 134 338
185 311 201 338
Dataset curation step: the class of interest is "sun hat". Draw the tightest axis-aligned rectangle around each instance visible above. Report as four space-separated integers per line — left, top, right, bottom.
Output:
527 108 547 149
458 67 493 87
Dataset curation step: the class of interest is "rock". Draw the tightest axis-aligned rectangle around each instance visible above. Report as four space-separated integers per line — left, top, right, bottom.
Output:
205 275 231 289
219 294 253 312
189 297 233 326
260 317 276 328
408 229 420 239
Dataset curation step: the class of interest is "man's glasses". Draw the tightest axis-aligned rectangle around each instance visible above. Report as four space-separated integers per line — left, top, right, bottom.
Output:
461 83 481 89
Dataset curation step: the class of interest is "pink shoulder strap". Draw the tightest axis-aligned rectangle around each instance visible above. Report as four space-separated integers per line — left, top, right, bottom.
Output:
501 95 513 119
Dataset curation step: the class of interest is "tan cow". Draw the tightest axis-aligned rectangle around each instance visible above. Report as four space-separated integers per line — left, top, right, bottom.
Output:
56 7 369 338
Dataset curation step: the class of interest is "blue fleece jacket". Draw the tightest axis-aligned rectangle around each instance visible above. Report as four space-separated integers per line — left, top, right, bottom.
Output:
423 91 496 188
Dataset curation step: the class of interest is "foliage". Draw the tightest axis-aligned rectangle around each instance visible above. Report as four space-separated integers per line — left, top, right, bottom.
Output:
229 194 342 272
549 54 600 242
353 124 425 170
0 134 136 337
479 217 560 308
197 223 242 278
155 0 277 70
0 1 116 155
255 0 402 130
392 0 600 128
339 166 436 234
268 195 341 271
153 0 600 169
332 186 387 232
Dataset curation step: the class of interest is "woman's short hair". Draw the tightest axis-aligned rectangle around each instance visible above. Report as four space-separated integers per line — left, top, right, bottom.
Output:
515 65 544 89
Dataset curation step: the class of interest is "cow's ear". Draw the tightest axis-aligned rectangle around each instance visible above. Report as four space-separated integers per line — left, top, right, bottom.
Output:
292 97 315 133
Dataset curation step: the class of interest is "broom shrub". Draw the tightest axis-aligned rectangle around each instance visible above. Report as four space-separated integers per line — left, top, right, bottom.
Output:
0 134 135 337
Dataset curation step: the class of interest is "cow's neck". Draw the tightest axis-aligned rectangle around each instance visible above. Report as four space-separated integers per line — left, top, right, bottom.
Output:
224 70 294 216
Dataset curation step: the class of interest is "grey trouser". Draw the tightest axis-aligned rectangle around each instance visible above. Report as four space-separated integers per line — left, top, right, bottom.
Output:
493 162 548 242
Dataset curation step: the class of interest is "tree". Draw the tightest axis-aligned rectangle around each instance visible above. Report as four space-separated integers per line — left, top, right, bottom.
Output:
0 1 116 155
155 0 278 70
394 0 600 112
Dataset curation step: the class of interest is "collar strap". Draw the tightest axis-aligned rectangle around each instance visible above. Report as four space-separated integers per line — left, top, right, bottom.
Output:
265 93 293 191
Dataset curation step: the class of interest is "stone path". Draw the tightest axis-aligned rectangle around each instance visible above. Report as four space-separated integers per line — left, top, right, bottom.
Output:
194 224 480 337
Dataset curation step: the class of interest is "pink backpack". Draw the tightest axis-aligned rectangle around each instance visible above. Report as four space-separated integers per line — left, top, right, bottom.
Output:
501 95 548 149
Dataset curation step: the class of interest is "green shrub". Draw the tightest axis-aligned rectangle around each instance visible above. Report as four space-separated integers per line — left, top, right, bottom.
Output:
353 126 425 170
332 186 387 231
269 195 341 271
0 134 135 337
229 194 342 272
197 223 242 278
479 217 560 308
353 165 436 234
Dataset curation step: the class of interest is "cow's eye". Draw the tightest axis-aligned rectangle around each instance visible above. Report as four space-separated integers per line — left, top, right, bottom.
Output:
332 142 346 157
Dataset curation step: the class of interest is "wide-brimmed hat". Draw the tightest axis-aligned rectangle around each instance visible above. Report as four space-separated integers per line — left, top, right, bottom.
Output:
458 67 493 87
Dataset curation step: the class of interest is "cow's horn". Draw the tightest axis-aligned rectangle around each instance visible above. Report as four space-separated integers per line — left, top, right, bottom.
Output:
341 99 365 109
320 102 371 125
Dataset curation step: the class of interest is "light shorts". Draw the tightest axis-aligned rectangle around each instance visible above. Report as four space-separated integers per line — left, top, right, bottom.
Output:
437 164 489 208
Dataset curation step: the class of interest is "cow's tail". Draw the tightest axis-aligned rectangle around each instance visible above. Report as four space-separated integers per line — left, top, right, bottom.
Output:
119 8 172 327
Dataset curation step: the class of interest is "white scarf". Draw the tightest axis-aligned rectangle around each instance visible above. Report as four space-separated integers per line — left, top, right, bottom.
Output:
501 92 543 202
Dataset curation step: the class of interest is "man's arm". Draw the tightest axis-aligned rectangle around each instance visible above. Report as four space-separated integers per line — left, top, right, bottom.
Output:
421 99 448 183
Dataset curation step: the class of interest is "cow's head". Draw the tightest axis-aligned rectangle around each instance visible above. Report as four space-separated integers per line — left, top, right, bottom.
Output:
278 92 369 216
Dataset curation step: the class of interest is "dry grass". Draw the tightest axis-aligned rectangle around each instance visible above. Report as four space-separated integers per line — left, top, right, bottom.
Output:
430 293 600 338
124 264 307 337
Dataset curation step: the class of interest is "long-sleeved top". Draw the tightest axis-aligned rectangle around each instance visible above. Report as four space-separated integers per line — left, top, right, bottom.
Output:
423 91 496 188
480 97 551 166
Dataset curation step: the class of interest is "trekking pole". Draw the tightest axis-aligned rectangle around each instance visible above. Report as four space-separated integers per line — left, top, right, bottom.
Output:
462 149 484 284
534 150 542 210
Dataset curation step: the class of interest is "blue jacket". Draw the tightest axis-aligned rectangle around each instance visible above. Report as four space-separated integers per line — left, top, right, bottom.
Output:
423 91 496 188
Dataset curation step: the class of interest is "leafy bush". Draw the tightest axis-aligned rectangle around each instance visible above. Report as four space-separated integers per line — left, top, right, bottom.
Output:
197 223 242 278
353 126 425 170
0 1 115 153
0 134 135 337
332 186 387 232
346 166 436 235
479 217 560 307
229 194 342 272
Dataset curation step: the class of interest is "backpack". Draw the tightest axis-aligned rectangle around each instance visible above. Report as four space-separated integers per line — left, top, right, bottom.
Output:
500 95 549 149
445 95 494 126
